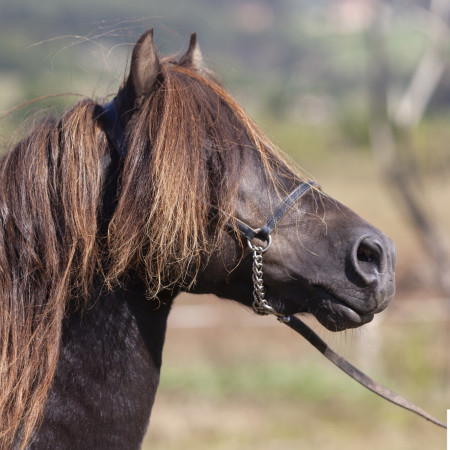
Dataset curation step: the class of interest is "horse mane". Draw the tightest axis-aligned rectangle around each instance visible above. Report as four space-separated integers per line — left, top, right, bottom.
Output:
0 100 104 447
0 55 296 448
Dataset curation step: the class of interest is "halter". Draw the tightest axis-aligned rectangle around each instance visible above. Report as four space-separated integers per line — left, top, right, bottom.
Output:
231 181 318 317
231 181 445 429
100 98 446 430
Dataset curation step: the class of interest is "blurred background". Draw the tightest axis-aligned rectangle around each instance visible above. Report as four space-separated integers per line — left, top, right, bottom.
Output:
0 0 449 448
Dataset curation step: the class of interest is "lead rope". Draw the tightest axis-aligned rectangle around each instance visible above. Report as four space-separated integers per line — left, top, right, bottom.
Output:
247 236 447 429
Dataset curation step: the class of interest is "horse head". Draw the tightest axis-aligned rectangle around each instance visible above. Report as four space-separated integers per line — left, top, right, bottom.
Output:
106 29 396 332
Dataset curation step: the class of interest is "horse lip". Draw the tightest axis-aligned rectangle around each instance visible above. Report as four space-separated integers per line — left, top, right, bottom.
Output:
310 285 376 330
313 284 364 312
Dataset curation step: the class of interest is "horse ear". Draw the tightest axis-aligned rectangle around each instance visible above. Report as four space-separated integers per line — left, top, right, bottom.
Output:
114 29 161 124
128 29 161 101
116 29 160 115
179 33 204 69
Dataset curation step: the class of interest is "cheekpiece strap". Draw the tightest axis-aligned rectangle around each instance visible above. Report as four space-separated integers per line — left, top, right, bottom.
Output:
258 181 319 240
232 181 319 242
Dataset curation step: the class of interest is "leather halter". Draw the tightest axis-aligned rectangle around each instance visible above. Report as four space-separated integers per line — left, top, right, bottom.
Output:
232 181 317 242
99 98 446 430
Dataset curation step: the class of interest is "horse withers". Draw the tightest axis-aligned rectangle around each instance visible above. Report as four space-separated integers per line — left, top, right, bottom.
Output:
0 30 395 448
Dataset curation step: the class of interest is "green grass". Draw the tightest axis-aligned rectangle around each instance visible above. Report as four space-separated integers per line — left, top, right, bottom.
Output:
159 360 367 402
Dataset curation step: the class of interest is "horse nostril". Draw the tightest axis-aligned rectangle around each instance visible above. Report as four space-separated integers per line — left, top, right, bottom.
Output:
357 243 379 265
353 238 384 285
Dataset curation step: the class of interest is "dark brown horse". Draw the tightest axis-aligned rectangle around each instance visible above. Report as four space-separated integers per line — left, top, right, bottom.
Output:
0 30 396 449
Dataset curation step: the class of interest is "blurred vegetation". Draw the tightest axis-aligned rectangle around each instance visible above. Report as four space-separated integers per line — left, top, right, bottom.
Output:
1 1 450 130
1 0 449 180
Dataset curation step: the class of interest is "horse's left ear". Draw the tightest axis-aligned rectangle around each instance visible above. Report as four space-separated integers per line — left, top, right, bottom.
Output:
178 33 204 69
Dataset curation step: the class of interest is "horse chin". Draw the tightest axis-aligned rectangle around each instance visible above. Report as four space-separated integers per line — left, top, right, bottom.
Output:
306 286 375 331
266 288 374 332
313 304 374 332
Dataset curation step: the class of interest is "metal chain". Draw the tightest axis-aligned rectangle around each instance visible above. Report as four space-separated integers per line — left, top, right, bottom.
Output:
247 233 276 316
251 246 270 315
247 232 290 322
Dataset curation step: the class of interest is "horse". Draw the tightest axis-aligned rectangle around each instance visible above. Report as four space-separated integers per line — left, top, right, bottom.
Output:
0 30 396 449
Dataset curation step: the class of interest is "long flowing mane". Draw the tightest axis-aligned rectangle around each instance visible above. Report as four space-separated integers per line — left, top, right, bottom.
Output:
0 100 105 448
0 54 296 448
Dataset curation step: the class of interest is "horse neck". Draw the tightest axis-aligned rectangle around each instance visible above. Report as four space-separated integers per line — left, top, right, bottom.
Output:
30 278 174 449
